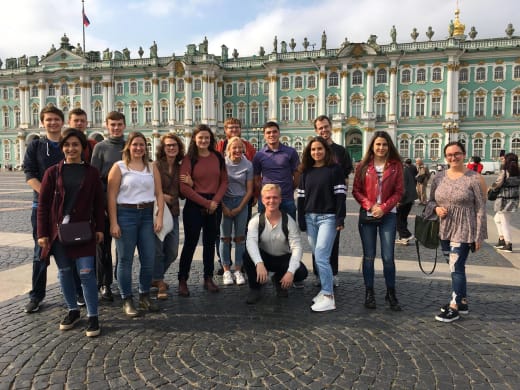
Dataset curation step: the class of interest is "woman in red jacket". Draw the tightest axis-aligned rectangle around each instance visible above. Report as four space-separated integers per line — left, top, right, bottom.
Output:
37 129 105 337
352 131 404 311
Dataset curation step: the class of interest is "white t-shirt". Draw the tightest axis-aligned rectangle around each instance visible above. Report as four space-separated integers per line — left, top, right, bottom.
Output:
116 161 155 204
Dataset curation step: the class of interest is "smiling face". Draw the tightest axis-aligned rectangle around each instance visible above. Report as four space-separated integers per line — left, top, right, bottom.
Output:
263 126 280 149
62 135 83 164
129 136 147 160
225 123 242 139
310 141 326 165
229 140 244 161
195 130 211 151
163 138 179 159
444 144 466 169
261 187 282 213
314 119 332 142
106 119 125 138
42 113 64 139
372 137 389 159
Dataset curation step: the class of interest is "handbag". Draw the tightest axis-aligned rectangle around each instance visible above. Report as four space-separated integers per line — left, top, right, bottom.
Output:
154 200 174 242
414 212 440 274
58 221 93 246
359 208 383 225
487 187 500 201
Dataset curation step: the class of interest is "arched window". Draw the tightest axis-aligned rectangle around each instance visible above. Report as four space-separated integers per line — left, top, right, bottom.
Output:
376 96 386 121
130 81 138 95
61 83 69 96
476 67 486 81
294 76 303 89
491 138 502 158
238 82 246 96
430 138 440 160
399 139 409 158
194 79 202 92
377 69 387 84
514 65 520 80
307 75 316 89
414 139 425 158
328 72 339 87
250 82 259 95
417 68 426 82
177 79 185 92
225 84 233 96
48 84 56 96
459 68 469 82
512 137 520 155
160 80 168 93
93 82 102 95
281 76 290 90
472 138 484 157
401 69 411 83
352 70 363 85
144 81 152 94
432 67 442 82
494 66 504 81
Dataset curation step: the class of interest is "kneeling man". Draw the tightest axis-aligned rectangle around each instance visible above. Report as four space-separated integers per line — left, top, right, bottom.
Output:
243 184 308 304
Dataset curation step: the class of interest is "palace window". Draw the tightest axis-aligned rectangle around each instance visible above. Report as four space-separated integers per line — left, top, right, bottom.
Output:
494 66 504 81
476 67 486 82
193 79 202 92
401 69 411 83
415 95 425 117
74 83 81 95
93 82 102 95
93 103 103 125
160 80 168 93
352 97 362 118
251 104 259 125
430 139 440 160
294 76 303 89
491 138 503 158
160 104 168 124
31 86 38 97
473 138 484 157
131 105 138 124
377 69 387 84
224 84 232 96
432 67 442 82
431 95 441 117
250 82 259 96
352 70 363 86
493 95 503 116
238 103 246 124
514 65 520 80
263 102 269 122
238 82 246 96
328 72 339 87
417 68 426 82
177 103 185 123
281 76 290 90
130 81 138 95
459 68 469 82
194 101 202 123
32 107 39 126
414 139 425 159
144 105 152 124
294 100 303 121
281 101 290 121
512 137 520 155
376 97 386 122
177 79 185 92
61 83 69 96
116 82 124 95
48 84 56 96
513 95 520 115
263 82 269 95
400 95 410 118
144 81 152 94
307 75 316 89
307 99 316 121
327 99 338 116
475 96 485 117
399 139 409 158
224 103 233 119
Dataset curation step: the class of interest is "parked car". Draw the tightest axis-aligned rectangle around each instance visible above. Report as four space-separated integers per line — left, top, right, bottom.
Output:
480 161 500 175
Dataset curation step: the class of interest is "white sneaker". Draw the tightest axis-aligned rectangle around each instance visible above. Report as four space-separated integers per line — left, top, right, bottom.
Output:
222 271 234 285
312 292 323 303
234 271 246 285
311 294 336 312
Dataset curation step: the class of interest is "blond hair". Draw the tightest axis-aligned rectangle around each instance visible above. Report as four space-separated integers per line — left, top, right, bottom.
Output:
261 183 281 197
225 136 245 157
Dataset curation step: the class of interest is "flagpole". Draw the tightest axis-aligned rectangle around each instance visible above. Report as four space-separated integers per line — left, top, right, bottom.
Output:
82 0 86 54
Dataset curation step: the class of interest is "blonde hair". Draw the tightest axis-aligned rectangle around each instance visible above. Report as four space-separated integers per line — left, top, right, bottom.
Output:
261 183 281 197
225 136 245 156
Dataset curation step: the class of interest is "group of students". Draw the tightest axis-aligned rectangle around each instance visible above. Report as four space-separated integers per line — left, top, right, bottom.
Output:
23 106 519 337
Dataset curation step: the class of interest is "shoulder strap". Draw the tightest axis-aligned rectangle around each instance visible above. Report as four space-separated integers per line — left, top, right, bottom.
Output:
258 212 289 243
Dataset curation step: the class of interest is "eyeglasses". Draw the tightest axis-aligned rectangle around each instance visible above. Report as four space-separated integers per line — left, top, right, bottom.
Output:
164 143 178 148
226 126 240 129
445 152 464 159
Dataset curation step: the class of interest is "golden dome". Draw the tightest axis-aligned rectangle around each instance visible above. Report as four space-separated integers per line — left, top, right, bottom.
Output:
453 8 466 36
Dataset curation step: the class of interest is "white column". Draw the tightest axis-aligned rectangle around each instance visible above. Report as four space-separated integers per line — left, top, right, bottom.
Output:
446 63 455 116
365 63 375 114
318 66 326 115
152 73 159 126
168 73 176 125
216 78 223 124
269 71 278 121
340 65 348 115
184 72 193 126
388 63 398 122
38 79 47 125
80 76 92 126
202 70 210 123
17 132 26 167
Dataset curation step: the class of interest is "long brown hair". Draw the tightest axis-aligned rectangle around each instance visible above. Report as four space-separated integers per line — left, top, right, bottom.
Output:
300 136 334 172
122 132 150 168
355 131 401 179
156 133 185 164
187 124 217 161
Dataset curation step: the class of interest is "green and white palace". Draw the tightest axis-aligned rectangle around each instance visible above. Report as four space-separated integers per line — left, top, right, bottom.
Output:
1 7 519 169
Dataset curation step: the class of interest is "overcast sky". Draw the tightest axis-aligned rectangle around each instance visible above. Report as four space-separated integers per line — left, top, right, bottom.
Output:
1 0 519 61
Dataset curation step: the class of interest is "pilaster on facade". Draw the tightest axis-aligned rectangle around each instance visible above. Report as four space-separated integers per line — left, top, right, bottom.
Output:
152 73 159 127
80 76 92 126
38 79 47 113
168 73 176 126
268 72 278 121
183 71 193 126
340 65 349 115
318 65 327 115
365 63 375 115
387 59 399 123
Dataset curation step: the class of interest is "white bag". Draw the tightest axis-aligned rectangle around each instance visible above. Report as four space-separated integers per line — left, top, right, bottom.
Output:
154 201 174 241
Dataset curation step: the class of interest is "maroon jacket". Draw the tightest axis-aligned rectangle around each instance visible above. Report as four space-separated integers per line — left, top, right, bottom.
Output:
37 160 105 260
352 158 404 215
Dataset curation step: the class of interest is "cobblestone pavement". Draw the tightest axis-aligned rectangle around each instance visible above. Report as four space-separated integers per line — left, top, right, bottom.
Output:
1 171 520 389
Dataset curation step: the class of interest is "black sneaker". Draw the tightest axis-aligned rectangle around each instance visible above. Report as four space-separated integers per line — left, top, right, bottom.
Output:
494 238 506 249
498 243 513 253
99 285 114 302
86 316 100 337
60 310 81 330
441 302 469 315
24 299 40 313
77 294 86 307
435 307 459 323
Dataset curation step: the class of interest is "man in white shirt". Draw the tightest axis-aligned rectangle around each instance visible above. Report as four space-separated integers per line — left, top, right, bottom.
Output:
243 184 308 304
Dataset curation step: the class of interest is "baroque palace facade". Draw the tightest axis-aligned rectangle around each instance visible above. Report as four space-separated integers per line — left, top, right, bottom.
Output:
1 8 520 169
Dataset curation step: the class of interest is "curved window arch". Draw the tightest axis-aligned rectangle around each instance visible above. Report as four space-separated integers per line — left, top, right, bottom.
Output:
294 76 303 89
307 75 316 89
401 69 411 83
329 71 339 87
476 67 486 81
193 79 202 92
459 68 469 82
494 66 504 81
224 84 233 96
352 70 362 85
430 138 440 160
177 79 185 92
377 69 387 84
417 68 426 82
130 81 138 95
399 139 410 158
414 138 425 159
281 76 290 90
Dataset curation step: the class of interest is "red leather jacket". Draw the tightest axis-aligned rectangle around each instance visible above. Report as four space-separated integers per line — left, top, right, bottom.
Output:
352 159 404 214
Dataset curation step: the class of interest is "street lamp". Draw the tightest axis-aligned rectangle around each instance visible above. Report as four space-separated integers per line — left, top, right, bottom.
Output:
442 120 459 143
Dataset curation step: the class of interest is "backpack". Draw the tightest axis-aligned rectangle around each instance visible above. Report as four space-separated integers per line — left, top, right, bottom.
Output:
258 211 289 243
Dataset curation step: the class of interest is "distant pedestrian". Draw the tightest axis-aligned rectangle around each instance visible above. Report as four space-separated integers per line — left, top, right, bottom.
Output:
415 158 430 205
396 159 418 245
491 153 520 253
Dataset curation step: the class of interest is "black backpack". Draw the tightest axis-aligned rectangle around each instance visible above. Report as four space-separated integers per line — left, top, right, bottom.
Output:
258 211 289 243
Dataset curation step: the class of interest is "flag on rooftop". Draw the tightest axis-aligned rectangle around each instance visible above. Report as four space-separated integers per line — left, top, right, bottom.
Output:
83 11 90 27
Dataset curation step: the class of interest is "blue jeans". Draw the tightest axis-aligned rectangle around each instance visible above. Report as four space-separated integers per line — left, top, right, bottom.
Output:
257 198 296 220
305 213 336 295
153 216 179 280
115 206 155 298
441 240 470 305
220 196 248 268
178 199 218 280
358 212 397 289
51 241 98 317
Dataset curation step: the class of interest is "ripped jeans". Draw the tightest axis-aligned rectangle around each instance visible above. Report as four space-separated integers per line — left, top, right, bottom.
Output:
52 241 98 317
441 240 470 306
